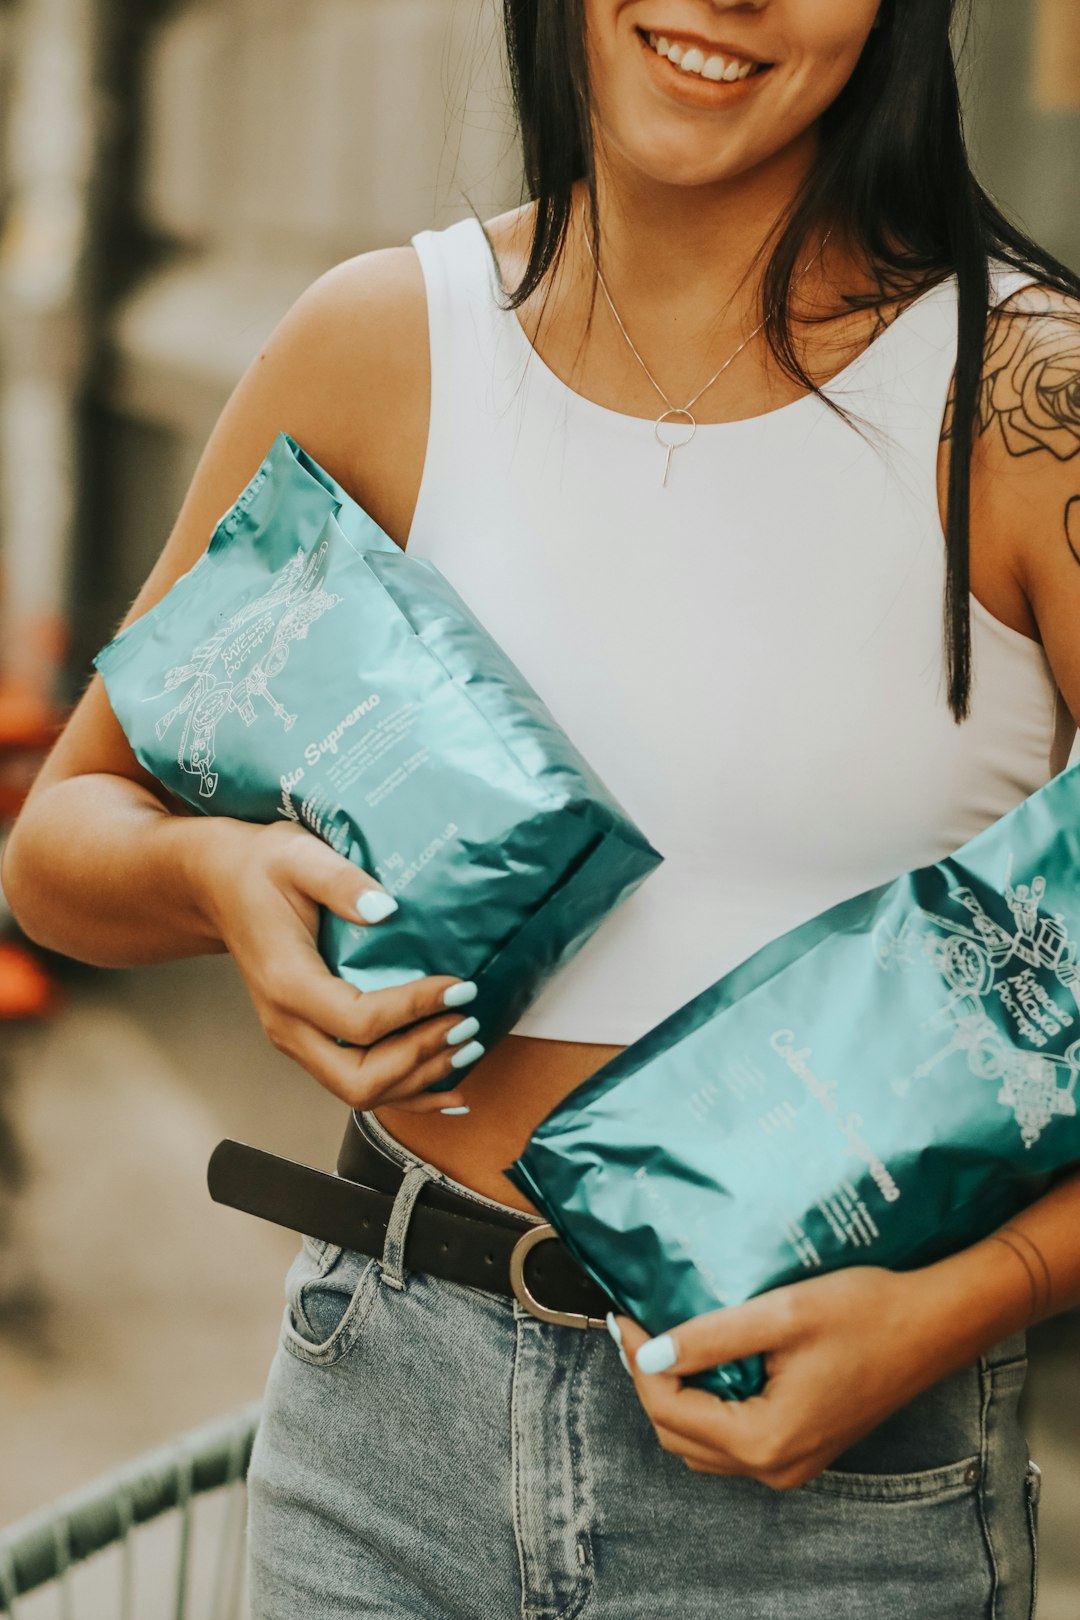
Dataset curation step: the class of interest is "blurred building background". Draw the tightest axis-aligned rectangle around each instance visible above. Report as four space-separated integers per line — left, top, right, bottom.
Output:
0 0 1077 1613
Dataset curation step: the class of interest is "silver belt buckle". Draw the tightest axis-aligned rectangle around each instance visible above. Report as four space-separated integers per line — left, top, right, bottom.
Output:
508 1222 607 1329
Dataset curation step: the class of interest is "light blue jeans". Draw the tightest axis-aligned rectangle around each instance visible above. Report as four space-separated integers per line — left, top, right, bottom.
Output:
246 1110 1040 1619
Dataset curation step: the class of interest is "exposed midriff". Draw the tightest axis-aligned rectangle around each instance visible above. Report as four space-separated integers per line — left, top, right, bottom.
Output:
373 1035 625 1215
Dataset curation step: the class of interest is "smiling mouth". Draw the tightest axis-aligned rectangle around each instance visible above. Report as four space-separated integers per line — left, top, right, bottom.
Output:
635 26 772 83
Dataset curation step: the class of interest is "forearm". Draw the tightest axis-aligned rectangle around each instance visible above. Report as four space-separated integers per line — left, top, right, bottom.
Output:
908 1166 1080 1379
3 773 236 967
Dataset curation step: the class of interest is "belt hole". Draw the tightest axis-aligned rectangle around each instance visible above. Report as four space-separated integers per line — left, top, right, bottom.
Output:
484 1254 493 1264
440 1242 448 1252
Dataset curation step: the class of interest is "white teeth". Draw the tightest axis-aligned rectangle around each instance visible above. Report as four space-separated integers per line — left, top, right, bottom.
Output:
645 30 759 82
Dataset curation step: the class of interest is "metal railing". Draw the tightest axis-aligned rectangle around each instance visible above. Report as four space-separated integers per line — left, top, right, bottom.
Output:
0 1402 260 1619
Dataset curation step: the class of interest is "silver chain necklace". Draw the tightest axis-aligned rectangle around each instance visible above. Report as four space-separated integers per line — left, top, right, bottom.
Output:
579 199 831 487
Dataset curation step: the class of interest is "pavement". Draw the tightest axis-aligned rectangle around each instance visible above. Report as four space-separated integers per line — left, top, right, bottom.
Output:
0 953 1077 1616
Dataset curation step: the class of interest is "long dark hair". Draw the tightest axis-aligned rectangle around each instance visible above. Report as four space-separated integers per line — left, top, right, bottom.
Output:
498 0 1080 723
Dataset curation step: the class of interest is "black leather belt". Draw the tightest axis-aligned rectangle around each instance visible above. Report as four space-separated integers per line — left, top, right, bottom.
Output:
207 1113 615 1329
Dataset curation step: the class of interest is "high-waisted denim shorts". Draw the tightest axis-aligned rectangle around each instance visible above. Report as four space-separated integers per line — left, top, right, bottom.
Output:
246 1109 1041 1620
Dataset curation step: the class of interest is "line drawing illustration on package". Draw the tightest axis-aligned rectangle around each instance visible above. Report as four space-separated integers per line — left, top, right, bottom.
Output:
873 852 1080 1147
140 541 343 797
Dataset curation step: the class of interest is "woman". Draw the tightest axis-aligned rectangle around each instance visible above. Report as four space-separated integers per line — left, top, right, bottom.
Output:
6 0 1080 1614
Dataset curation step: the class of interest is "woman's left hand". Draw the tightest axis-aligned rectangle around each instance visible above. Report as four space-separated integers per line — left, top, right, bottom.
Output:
612 1264 951 1491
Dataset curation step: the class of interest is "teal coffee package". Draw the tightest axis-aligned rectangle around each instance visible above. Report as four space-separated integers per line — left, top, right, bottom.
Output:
507 766 1080 1394
93 432 662 1084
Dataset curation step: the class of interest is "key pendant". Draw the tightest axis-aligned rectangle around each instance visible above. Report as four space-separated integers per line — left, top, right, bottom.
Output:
655 408 696 488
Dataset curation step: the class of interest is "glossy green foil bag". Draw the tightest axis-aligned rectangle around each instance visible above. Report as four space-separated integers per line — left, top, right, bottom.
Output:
93 432 662 1081
507 766 1080 1394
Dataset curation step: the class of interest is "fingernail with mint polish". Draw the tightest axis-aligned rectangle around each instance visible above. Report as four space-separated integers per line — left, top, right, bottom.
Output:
449 1039 484 1069
635 1334 677 1374
357 890 398 923
605 1311 623 1348
443 980 478 1008
440 1105 471 1115
445 1015 480 1046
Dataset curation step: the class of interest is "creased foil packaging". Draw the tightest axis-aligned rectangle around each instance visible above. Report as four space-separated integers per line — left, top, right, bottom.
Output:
507 766 1080 1395
93 432 662 1084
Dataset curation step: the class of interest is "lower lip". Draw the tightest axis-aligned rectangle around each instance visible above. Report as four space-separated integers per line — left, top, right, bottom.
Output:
636 29 772 109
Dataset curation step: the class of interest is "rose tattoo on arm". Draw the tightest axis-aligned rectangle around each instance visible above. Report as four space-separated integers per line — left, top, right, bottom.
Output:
941 284 1080 574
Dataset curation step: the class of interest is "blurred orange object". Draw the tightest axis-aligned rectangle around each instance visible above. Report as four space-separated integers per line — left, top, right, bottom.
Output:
0 675 68 1018
0 939 62 1020
0 676 62 744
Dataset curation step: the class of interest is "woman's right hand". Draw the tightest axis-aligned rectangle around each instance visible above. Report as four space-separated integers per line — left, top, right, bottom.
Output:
193 816 482 1113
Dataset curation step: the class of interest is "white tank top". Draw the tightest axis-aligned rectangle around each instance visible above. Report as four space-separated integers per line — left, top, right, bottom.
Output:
406 216 1076 1045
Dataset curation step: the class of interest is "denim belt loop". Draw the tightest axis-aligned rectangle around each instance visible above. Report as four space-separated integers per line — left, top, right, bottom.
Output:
379 1161 443 1290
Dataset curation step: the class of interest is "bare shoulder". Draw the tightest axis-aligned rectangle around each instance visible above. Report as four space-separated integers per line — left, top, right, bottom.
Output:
940 279 1080 458
132 241 435 562
284 244 431 545
940 278 1080 727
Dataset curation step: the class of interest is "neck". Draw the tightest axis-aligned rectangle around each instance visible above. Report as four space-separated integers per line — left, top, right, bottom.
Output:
506 131 874 425
582 127 831 337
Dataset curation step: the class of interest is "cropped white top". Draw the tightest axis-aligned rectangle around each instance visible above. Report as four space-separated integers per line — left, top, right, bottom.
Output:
406 216 1075 1045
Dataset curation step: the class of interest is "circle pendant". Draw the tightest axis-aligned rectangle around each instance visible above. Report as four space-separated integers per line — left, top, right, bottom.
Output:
654 408 697 451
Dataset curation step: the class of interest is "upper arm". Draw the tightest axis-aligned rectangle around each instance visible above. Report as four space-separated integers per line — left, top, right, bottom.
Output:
15 244 429 817
953 283 1080 727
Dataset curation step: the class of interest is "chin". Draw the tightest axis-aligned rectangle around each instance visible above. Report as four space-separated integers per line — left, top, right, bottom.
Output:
604 123 764 190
